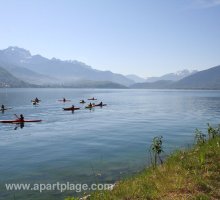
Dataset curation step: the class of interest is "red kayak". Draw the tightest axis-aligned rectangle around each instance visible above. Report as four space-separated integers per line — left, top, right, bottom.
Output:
63 107 80 111
0 119 42 123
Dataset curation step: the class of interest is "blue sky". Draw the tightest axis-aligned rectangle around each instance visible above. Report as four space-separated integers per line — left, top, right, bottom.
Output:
0 0 220 77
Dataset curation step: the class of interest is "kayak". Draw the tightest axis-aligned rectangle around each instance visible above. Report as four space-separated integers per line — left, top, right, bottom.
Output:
31 100 41 102
95 104 107 107
88 98 97 100
85 106 93 109
80 100 86 104
85 105 95 109
0 108 12 111
58 100 71 102
0 119 42 123
63 107 80 111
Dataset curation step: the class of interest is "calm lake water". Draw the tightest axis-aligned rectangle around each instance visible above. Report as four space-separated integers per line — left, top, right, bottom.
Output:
0 88 220 199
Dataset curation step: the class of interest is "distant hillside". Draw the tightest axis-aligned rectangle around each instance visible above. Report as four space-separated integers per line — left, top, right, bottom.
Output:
131 65 220 89
61 80 127 88
0 47 134 86
0 61 57 85
172 65 220 89
0 66 125 88
131 80 173 89
126 74 146 83
0 66 31 87
146 69 198 82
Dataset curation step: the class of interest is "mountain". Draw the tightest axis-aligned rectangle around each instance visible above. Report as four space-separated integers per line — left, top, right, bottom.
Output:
126 74 146 83
172 65 220 89
0 66 31 87
131 80 174 89
0 61 58 85
0 47 134 86
131 65 220 89
61 80 127 88
0 64 125 88
146 69 198 82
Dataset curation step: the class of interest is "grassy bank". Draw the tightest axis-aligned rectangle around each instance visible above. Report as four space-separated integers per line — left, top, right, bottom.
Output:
66 126 220 200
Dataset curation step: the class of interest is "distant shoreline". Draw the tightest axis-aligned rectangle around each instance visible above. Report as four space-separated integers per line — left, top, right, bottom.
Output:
1 87 220 90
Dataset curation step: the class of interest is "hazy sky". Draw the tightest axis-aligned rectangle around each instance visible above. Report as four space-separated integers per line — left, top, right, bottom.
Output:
0 0 220 77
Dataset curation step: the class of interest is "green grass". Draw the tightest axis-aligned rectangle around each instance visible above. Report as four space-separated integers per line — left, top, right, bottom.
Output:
66 131 220 200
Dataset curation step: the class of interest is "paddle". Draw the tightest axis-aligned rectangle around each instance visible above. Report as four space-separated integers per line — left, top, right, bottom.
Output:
14 114 19 119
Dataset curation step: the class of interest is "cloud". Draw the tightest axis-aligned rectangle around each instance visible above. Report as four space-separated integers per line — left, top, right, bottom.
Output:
194 0 220 8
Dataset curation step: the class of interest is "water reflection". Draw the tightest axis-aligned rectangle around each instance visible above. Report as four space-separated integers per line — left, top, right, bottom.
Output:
14 122 24 130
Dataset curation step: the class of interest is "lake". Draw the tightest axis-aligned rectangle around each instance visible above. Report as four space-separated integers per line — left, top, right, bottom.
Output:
0 88 220 199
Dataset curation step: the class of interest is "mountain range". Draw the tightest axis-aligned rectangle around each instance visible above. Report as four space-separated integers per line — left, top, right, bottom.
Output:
172 65 220 89
0 46 220 89
145 69 198 82
0 66 32 88
132 65 220 89
127 70 198 83
0 47 133 87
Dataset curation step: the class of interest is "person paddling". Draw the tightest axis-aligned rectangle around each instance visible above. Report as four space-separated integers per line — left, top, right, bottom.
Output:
63 98 66 102
80 100 85 103
19 114 24 121
1 105 5 110
15 114 24 122
35 97 39 103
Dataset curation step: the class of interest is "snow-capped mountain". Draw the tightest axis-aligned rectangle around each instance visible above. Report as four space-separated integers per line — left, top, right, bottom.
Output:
132 65 220 89
146 69 198 82
0 46 134 86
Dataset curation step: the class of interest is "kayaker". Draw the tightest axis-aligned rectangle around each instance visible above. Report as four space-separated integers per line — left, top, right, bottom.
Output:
19 114 24 121
72 105 75 109
80 100 85 103
89 102 92 107
100 101 103 106
1 105 4 110
63 98 66 102
35 97 39 103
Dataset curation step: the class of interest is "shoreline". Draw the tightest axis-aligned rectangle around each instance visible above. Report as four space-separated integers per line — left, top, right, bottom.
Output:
66 126 220 200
